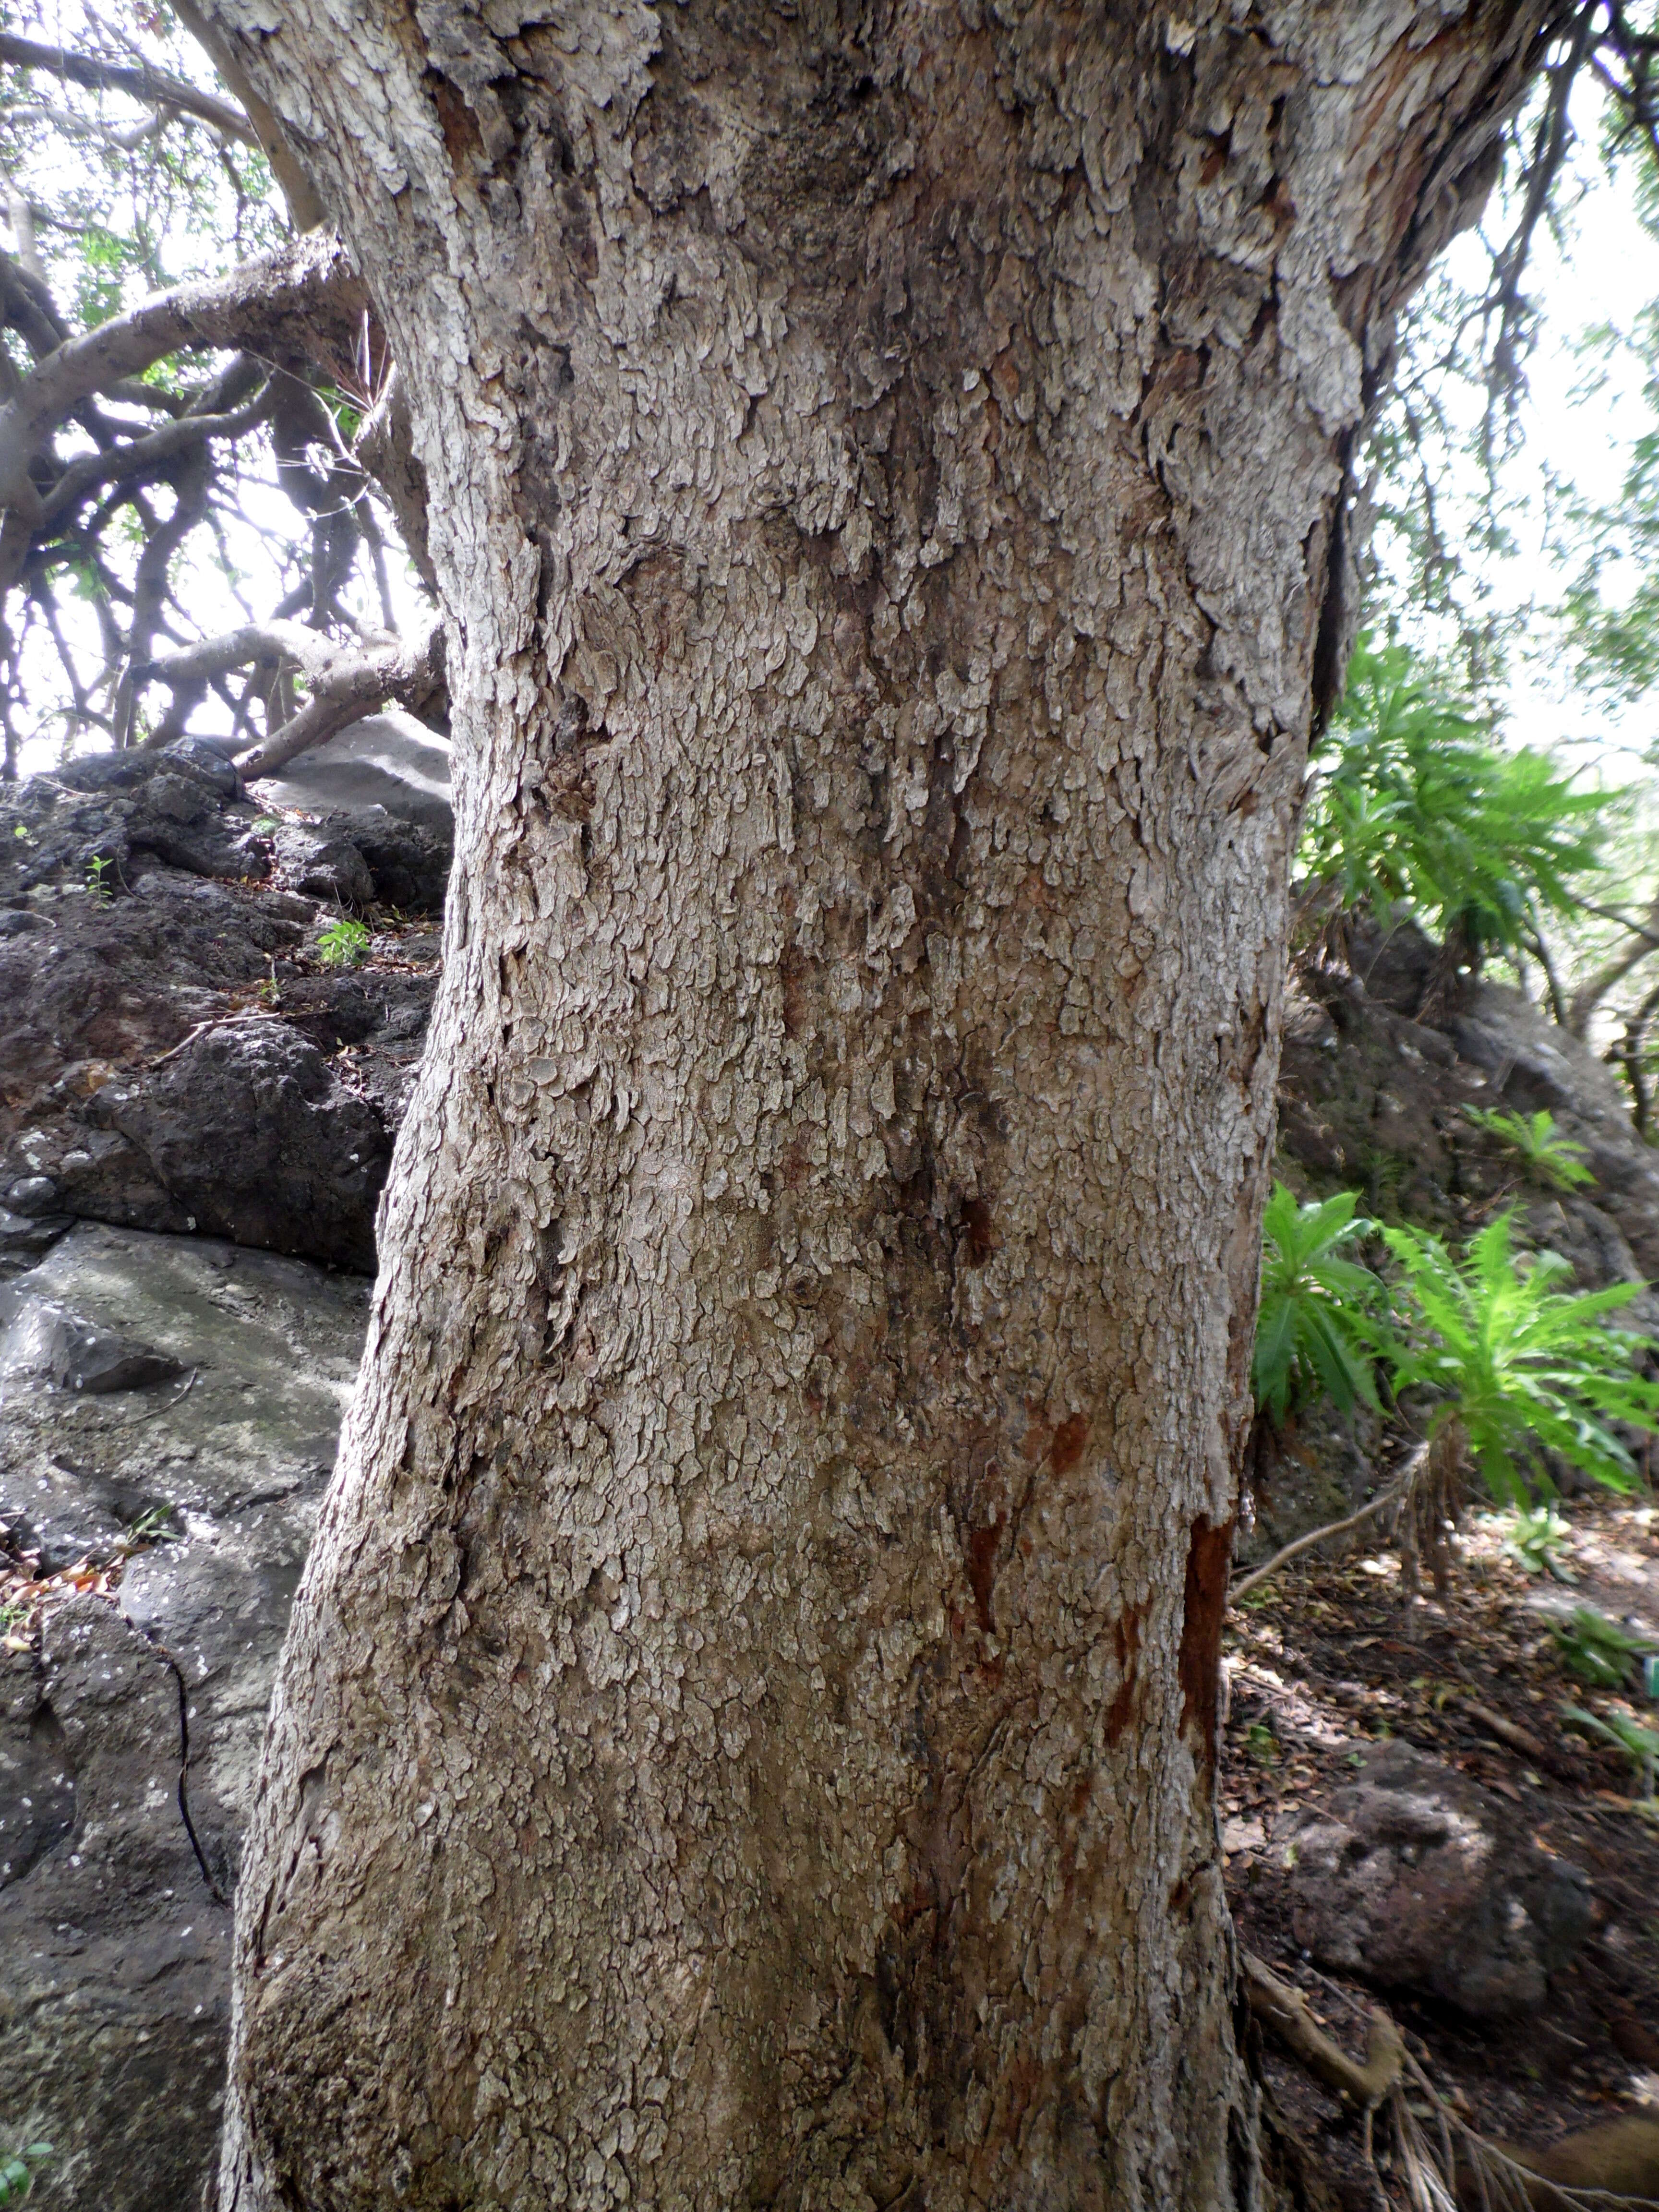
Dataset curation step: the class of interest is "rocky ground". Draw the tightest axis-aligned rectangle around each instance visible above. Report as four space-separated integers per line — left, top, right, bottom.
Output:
3 732 1659 2206
0 728 445 2208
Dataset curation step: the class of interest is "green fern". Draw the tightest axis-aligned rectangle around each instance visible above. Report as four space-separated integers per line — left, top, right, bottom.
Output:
1252 1184 1383 1427
1463 1106 1595 1191
1371 1210 1659 1504
1551 1605 1655 1690
1300 636 1611 950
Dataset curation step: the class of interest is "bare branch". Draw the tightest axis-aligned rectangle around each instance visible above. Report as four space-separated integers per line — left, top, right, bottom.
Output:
1566 893 1659 1035
0 31 257 145
142 618 349 690
0 229 364 518
232 623 444 776
40 382 274 524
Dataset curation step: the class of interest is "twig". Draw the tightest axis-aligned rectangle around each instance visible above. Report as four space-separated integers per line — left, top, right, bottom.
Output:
1462 1698 1547 1764
1229 1445 1429 1607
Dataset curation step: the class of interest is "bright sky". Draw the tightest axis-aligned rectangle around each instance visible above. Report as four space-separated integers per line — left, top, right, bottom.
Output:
1426 91 1659 777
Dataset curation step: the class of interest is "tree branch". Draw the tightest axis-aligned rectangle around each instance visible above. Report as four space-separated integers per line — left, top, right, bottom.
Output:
40 382 274 523
0 31 257 144
232 623 445 776
0 229 363 518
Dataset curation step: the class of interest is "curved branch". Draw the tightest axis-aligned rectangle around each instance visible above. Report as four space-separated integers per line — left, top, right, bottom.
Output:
0 31 257 144
0 230 363 517
233 623 445 776
142 618 353 690
171 0 327 231
40 382 275 523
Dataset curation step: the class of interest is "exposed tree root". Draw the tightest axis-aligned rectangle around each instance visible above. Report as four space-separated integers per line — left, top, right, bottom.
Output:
1241 1948 1659 2209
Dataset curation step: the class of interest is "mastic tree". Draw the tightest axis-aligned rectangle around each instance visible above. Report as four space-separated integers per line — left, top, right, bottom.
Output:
2 6 1633 2211
182 10 1587 2211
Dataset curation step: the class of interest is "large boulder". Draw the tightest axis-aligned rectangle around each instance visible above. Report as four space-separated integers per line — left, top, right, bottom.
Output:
254 709 452 832
62 1017 393 1273
0 1224 369 2212
1283 1743 1593 2020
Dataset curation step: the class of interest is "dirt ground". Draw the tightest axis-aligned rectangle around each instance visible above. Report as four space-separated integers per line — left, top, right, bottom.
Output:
1226 1491 1659 2206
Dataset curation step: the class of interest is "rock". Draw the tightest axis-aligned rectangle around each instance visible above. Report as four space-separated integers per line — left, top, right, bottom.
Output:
0 847 435 1269
0 1598 232 2212
265 807 452 916
336 810 451 915
1283 1743 1592 2019
0 1282 182 1394
158 733 241 799
140 772 210 826
7 1176 60 1216
0 1220 365 1568
256 709 452 831
0 1206 72 1271
0 1647 75 1886
72 1017 392 1272
273 818 375 908
0 1225 368 2210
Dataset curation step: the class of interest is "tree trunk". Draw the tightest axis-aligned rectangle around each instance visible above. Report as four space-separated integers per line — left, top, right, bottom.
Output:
207 5 1554 2205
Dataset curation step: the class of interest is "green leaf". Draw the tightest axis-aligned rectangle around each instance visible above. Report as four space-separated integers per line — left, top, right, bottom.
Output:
1373 1208 1659 1505
1299 636 1615 949
1252 1183 1383 1427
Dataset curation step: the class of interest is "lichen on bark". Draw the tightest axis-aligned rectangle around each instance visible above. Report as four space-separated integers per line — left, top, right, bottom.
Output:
204 4 1559 2205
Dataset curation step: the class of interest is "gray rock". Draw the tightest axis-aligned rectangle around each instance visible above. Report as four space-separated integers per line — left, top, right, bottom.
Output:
0 1598 232 2212
0 1284 183 1395
1284 1742 1592 2019
7 1176 60 1217
49 752 158 797
0 1646 75 1886
158 734 240 799
256 709 451 831
0 1207 72 1269
72 1017 391 1272
272 818 375 908
335 810 451 915
0 1225 368 2208
0 1222 366 1570
140 773 210 826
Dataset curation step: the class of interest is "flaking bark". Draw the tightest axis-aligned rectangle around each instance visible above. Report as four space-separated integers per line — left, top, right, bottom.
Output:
202 3 1560 2205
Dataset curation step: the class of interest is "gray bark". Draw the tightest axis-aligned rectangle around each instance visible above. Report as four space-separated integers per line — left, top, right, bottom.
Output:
203 4 1556 2206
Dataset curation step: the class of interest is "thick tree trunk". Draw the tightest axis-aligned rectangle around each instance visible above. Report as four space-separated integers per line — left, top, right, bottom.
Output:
208 5 1553 2205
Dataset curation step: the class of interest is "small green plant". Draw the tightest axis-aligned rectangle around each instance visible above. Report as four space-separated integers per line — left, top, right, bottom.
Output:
1562 1703 1659 1798
251 815 282 831
1244 1722 1279 1767
12 824 28 840
120 1505 176 1552
1299 636 1612 953
84 854 113 902
1370 1209 1659 1504
1252 1184 1383 1426
1463 1106 1595 1191
0 2144 52 2205
315 915 370 967
1503 1502 1577 1579
1552 1605 1656 1690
